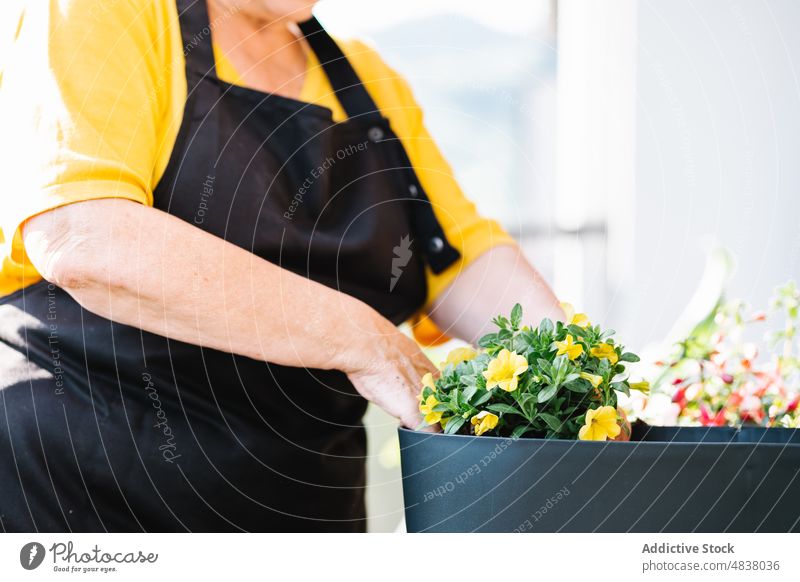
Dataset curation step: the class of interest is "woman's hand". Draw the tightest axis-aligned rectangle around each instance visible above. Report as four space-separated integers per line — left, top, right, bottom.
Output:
342 310 439 430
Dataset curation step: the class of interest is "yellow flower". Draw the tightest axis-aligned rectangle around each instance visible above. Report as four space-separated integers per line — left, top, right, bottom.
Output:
418 372 436 399
555 334 583 361
559 302 591 328
441 346 478 368
578 406 621 441
482 349 529 392
419 394 443 425
440 416 451 430
470 411 499 436
579 372 603 389
590 343 619 365
629 380 650 394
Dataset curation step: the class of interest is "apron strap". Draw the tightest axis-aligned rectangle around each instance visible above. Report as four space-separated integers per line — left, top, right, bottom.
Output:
299 16 461 274
176 0 217 76
393 151 463 275
298 17 382 121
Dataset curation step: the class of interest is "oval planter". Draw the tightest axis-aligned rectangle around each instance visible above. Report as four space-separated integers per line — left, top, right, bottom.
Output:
398 424 800 532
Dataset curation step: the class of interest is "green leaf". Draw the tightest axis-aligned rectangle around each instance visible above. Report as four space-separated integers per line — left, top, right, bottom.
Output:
538 413 563 432
566 324 586 337
619 352 640 363
539 318 554 334
518 393 537 419
497 329 513 341
600 329 616 340
564 379 590 393
510 303 523 328
472 389 493 406
462 383 478 403
444 416 466 434
459 373 476 386
553 354 569 369
537 358 553 370
477 333 498 348
611 381 630 397
486 403 524 416
511 334 530 354
537 384 558 403
469 356 485 371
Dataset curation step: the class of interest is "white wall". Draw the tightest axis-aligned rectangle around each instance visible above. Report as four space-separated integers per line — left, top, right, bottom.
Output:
614 0 800 348
555 0 637 325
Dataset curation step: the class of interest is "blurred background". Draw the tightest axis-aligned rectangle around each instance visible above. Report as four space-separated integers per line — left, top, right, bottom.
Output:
3 0 799 531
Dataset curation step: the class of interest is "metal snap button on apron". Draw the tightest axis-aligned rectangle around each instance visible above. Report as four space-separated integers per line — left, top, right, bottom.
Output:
367 126 384 142
428 237 444 253
408 184 418 198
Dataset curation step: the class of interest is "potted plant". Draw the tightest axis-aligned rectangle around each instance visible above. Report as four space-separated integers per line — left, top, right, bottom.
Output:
399 302 800 533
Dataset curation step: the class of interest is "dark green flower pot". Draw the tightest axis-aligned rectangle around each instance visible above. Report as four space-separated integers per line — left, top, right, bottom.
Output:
398 425 800 532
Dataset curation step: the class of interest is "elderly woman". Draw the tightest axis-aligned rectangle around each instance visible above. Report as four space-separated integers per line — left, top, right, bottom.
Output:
0 0 561 531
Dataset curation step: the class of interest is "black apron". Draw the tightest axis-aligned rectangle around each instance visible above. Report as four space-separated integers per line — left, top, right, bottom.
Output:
0 0 458 532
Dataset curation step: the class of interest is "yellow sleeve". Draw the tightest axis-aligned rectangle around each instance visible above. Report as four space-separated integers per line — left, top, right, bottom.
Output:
0 0 174 282
401 110 517 309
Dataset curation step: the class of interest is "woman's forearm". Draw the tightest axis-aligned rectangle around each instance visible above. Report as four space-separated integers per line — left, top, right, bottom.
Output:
429 244 565 344
22 198 380 372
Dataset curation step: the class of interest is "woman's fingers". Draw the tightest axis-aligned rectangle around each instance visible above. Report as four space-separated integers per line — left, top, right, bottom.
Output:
344 307 442 427
347 341 438 428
